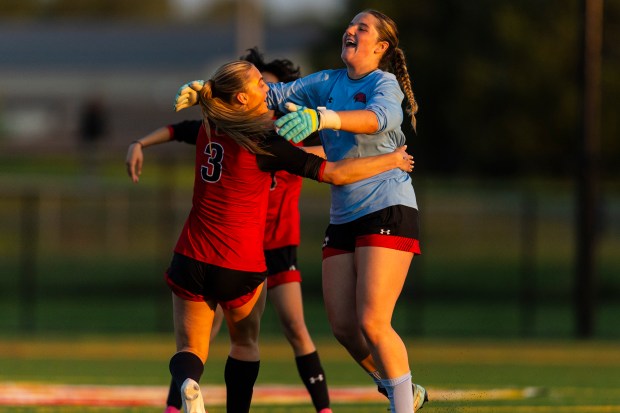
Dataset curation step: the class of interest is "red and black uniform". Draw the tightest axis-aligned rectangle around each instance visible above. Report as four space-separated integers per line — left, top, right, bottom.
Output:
164 121 325 308
263 133 320 288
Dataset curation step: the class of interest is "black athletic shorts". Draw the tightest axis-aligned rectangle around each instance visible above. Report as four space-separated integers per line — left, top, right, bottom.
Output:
165 253 267 309
264 245 301 288
322 204 421 259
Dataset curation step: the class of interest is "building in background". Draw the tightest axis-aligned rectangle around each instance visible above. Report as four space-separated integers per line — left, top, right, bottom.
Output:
0 17 321 152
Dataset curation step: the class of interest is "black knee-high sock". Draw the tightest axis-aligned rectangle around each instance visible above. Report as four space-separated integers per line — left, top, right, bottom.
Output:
296 351 330 411
224 356 260 413
166 378 182 409
169 352 204 394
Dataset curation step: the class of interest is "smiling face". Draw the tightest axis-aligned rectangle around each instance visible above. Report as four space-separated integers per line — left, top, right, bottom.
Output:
239 65 270 115
341 12 388 78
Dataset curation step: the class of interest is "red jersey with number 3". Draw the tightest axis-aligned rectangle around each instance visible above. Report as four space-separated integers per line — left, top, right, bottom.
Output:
174 126 272 272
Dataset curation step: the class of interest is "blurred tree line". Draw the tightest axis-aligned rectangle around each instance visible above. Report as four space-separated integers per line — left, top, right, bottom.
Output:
311 0 620 179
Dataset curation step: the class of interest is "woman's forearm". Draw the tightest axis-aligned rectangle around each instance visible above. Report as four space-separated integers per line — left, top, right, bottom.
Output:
132 126 173 148
334 110 378 134
322 148 411 185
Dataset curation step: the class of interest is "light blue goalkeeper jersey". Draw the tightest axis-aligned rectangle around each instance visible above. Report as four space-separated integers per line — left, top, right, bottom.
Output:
267 68 417 224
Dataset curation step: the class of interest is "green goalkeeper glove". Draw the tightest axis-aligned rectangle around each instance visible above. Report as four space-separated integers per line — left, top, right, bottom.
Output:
275 103 341 144
173 80 205 112
275 103 318 143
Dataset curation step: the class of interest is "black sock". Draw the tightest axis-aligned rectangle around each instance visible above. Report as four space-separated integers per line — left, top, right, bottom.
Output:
224 356 260 413
169 351 204 393
296 351 330 411
166 377 182 409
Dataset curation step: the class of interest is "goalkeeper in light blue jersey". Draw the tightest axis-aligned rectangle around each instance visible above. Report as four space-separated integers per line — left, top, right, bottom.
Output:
267 11 428 413
267 68 417 225
174 9 428 413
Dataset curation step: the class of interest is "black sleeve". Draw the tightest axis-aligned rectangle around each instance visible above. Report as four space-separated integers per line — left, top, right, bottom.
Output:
301 131 322 147
256 132 326 182
169 120 201 145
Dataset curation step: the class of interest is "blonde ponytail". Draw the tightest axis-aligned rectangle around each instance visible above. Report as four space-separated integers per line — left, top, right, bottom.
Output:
199 61 273 155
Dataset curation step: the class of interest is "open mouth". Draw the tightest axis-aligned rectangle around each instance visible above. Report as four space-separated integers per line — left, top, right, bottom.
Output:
344 38 357 48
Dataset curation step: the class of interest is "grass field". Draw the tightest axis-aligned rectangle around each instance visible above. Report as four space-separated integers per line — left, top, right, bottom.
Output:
1 335 619 412
1 157 620 411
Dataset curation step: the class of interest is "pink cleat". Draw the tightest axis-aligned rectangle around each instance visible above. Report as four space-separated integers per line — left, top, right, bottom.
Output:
164 407 181 413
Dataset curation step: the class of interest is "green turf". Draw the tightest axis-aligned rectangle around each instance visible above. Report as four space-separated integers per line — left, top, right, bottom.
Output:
1 335 619 412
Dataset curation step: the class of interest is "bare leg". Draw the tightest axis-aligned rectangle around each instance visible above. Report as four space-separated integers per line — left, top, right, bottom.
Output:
322 253 372 363
355 246 413 379
224 282 266 361
167 302 224 410
271 282 331 412
169 294 217 413
222 283 267 413
269 282 315 356
172 293 217 362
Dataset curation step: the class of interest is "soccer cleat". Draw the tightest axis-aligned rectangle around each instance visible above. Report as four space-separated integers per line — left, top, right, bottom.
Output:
164 407 181 413
181 378 207 413
385 383 429 412
413 383 429 411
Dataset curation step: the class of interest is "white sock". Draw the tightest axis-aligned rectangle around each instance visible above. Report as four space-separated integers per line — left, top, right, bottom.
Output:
380 372 413 413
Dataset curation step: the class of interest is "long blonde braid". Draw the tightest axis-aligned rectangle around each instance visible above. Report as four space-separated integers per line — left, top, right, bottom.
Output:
392 47 418 133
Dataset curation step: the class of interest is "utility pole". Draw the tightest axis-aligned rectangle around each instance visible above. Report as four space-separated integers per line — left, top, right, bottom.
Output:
575 0 603 339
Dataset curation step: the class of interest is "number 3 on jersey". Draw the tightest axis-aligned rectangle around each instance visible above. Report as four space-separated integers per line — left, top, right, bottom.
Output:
200 142 224 183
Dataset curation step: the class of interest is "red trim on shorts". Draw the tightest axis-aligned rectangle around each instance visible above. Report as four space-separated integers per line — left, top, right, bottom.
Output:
267 270 301 289
220 288 259 310
357 234 421 254
165 273 203 302
165 272 260 309
322 247 352 260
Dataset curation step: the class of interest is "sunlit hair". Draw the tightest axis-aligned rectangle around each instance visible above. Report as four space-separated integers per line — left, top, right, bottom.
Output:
364 9 419 133
199 60 273 155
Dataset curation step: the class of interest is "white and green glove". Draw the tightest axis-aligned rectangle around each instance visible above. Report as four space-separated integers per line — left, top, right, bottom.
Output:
275 103 341 144
173 80 205 112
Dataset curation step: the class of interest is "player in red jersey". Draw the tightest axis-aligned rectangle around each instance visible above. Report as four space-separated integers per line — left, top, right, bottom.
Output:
127 48 330 413
125 60 414 413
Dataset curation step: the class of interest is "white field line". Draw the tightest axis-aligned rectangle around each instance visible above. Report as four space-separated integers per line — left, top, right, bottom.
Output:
0 382 542 407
